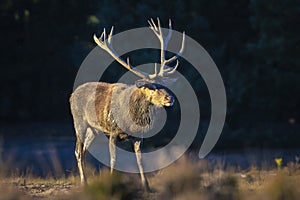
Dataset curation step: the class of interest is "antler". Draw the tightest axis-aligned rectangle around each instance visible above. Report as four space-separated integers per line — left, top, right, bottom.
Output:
148 18 185 79
93 27 149 79
93 18 185 82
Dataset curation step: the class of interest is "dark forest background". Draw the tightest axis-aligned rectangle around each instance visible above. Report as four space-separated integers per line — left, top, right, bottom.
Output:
0 0 299 149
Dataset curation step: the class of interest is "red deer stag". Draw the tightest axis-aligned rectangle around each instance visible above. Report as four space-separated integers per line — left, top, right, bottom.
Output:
70 18 185 190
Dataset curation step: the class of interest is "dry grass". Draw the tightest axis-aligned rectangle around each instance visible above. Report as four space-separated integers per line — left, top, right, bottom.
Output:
0 153 300 200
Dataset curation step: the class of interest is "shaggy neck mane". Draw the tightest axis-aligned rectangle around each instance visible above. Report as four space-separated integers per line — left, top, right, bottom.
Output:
129 89 154 127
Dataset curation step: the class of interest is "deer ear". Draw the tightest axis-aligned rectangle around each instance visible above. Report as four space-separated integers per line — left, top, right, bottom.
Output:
135 79 157 89
135 79 148 88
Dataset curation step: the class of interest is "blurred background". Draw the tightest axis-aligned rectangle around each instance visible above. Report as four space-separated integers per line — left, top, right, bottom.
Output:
0 0 299 175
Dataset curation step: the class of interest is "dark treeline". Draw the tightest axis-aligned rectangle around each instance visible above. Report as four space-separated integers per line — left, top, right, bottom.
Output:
0 0 299 148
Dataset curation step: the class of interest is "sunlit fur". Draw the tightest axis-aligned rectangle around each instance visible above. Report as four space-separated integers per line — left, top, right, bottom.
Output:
140 87 173 107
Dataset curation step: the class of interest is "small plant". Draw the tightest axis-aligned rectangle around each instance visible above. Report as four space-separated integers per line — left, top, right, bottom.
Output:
274 158 282 170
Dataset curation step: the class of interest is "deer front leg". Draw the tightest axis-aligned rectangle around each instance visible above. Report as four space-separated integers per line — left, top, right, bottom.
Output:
133 139 150 191
109 135 117 174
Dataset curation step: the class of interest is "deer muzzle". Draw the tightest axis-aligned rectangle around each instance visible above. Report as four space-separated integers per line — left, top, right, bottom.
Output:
164 95 174 107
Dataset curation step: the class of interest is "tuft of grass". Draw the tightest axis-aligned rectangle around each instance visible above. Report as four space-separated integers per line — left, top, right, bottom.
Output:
0 185 31 200
241 166 265 188
152 156 202 199
261 173 300 200
285 156 300 176
81 169 136 200
150 156 244 200
204 175 242 200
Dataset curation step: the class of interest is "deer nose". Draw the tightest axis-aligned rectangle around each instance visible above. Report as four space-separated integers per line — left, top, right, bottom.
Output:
165 96 174 106
169 96 174 104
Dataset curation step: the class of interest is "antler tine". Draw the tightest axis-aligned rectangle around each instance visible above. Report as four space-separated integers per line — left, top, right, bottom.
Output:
157 19 172 77
108 26 114 44
147 20 153 30
150 18 158 32
99 31 104 42
103 28 106 41
157 17 161 33
164 31 185 65
164 19 172 46
94 27 148 80
126 57 131 66
166 60 179 74
93 34 103 47
154 63 158 75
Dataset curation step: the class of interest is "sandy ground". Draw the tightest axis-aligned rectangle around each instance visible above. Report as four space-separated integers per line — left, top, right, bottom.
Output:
0 179 75 199
17 182 73 199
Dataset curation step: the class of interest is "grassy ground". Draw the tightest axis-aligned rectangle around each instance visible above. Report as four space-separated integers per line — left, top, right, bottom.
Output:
0 156 300 200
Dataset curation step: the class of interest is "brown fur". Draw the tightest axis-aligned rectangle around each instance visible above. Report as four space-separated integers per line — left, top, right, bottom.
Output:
129 89 152 127
94 83 121 135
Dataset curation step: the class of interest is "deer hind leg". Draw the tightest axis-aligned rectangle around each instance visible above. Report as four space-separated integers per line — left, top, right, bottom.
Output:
72 109 88 185
75 136 86 185
83 127 95 157
109 135 117 174
75 127 96 185
82 127 96 169
133 139 150 191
